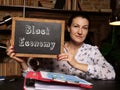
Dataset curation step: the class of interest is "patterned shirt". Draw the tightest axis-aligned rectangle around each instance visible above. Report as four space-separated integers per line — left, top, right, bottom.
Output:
23 43 115 80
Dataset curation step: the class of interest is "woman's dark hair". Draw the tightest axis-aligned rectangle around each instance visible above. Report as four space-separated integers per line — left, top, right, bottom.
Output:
67 13 90 27
65 13 91 42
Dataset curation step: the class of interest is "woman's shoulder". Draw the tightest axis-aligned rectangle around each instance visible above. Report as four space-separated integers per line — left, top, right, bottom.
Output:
82 43 99 50
81 43 101 55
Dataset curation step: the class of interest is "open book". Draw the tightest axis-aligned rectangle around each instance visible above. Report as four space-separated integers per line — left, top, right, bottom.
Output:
24 71 93 90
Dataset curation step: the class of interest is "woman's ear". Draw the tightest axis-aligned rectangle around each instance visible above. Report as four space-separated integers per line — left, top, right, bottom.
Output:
67 26 70 32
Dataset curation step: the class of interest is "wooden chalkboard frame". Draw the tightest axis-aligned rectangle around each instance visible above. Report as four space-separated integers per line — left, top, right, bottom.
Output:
11 17 65 58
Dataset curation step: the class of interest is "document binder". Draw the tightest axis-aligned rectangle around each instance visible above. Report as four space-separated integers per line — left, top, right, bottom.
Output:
24 71 93 90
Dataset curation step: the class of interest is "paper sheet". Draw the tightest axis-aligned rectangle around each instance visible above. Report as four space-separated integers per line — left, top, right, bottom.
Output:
35 81 82 90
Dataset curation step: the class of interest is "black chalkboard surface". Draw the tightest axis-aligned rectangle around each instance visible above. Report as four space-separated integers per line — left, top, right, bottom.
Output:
11 17 65 58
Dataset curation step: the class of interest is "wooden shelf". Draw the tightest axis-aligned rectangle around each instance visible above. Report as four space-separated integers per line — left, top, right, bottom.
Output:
0 5 112 15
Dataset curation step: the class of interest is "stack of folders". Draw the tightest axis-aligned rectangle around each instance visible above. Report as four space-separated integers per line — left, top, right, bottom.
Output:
24 71 93 90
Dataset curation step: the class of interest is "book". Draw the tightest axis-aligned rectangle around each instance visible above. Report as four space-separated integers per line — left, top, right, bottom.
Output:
64 0 71 10
40 71 92 86
71 0 77 11
24 71 93 90
54 0 65 9
35 80 82 90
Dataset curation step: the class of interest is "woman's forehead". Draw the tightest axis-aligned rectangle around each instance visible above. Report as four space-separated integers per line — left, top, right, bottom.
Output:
72 17 89 25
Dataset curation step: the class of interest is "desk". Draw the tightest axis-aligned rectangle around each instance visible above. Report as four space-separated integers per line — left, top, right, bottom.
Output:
0 77 120 90
0 77 24 90
89 80 120 90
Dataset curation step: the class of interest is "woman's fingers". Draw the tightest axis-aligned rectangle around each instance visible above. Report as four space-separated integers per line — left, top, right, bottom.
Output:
57 53 69 61
6 45 24 63
6 46 14 56
9 52 15 58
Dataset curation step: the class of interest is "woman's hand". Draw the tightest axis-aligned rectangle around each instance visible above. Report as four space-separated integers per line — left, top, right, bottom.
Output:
57 45 88 72
6 45 28 70
6 45 25 63
57 46 77 67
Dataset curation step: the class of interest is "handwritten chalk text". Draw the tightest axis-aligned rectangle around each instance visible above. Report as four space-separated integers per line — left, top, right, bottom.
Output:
19 37 56 50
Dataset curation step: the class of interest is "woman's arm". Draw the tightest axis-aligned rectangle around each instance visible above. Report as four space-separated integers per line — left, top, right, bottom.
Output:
57 46 116 80
6 45 28 71
86 47 116 80
57 52 88 72
57 45 88 72
7 45 34 77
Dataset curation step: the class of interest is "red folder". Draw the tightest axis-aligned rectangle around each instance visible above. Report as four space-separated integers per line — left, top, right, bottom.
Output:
24 71 93 90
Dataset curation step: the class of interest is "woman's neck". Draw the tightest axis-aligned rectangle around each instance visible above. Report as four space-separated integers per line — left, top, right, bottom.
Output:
65 41 83 54
66 41 83 49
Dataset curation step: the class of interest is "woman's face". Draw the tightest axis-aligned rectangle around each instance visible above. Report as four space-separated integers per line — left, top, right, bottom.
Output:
68 17 89 45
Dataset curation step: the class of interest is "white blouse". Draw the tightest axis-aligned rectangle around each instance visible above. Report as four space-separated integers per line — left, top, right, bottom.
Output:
23 43 116 80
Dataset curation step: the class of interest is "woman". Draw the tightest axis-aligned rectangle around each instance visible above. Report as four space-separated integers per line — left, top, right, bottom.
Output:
7 14 115 80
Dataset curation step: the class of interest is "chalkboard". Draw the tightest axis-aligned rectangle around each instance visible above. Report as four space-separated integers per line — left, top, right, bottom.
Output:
11 17 65 58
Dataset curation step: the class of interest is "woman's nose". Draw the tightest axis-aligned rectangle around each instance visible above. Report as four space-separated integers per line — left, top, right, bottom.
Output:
78 28 82 34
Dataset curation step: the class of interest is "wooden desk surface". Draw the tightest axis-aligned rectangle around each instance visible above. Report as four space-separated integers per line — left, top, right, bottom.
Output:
89 80 120 90
0 77 24 90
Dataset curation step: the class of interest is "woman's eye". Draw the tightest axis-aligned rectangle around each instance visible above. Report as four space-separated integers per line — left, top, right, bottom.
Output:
72 24 89 30
82 26 88 30
73 25 79 28
83 27 88 30
73 25 79 27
